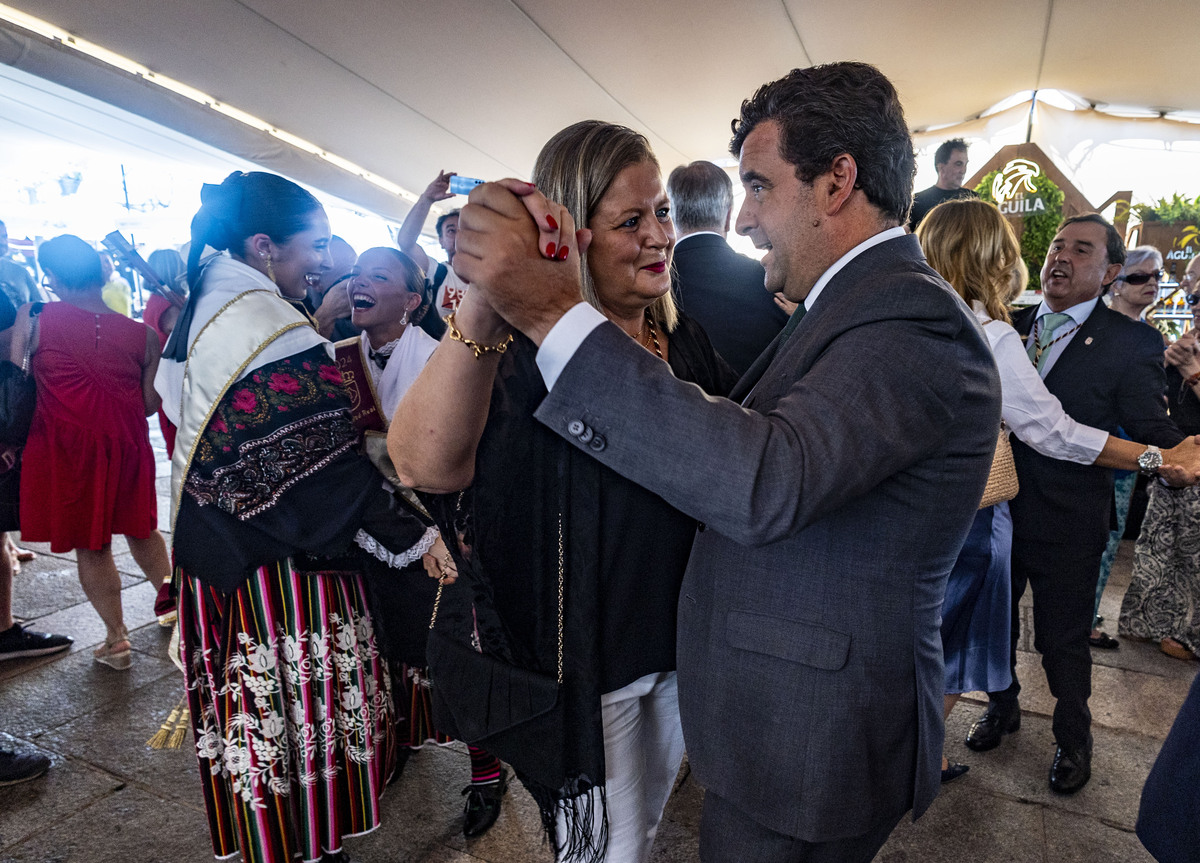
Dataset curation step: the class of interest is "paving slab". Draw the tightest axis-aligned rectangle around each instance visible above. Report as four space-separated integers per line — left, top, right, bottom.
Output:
875 789 1046 862
943 703 1161 832
0 733 125 855
353 743 554 863
0 784 214 863
36 672 200 807
1043 808 1155 863
0 630 176 737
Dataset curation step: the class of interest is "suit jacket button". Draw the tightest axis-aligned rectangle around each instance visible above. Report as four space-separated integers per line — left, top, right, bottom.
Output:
567 420 585 437
588 434 606 452
577 426 594 443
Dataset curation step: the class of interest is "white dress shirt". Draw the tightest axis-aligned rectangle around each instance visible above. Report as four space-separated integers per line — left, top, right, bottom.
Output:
1027 297 1099 377
536 226 907 390
975 301 1106 464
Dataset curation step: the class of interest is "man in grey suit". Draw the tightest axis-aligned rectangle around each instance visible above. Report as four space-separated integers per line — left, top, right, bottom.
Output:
454 62 1001 862
667 160 788 376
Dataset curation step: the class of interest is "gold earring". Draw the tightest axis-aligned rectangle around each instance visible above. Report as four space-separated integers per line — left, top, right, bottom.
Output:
264 252 276 284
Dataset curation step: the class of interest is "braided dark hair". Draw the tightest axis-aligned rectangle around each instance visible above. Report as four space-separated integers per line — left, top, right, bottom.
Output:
186 171 323 289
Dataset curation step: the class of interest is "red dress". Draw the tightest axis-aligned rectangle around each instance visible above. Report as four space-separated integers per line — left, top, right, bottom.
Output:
20 302 157 551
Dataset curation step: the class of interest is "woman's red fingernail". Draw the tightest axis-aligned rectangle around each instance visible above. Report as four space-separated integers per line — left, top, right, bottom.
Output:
557 246 570 261
546 214 558 230
546 242 557 258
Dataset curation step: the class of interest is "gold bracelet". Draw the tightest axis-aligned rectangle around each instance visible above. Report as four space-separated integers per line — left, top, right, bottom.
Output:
444 312 513 360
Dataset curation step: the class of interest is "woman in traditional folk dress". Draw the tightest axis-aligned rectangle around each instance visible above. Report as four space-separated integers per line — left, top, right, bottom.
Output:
156 172 437 863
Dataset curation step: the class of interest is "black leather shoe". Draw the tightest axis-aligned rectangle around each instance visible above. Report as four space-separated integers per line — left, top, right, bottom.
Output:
462 767 507 838
1048 745 1091 794
1088 631 1119 650
941 762 969 783
964 707 1020 752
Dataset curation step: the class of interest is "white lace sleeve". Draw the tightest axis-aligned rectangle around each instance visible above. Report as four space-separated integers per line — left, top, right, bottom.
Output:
354 525 439 570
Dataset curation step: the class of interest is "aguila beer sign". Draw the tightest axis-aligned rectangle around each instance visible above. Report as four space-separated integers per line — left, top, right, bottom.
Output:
992 159 1048 215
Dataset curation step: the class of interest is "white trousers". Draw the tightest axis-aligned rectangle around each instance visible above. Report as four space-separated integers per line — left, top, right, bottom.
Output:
558 670 686 862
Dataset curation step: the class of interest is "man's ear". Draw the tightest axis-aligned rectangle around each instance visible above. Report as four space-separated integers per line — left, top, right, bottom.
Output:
823 154 859 217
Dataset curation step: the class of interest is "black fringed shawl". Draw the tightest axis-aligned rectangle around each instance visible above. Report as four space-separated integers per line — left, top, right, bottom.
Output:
425 316 734 860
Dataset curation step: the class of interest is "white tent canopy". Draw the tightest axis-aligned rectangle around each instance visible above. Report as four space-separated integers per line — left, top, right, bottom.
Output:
1 0 1198 226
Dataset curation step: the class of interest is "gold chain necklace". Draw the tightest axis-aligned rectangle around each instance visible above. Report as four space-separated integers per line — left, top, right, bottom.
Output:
627 310 663 359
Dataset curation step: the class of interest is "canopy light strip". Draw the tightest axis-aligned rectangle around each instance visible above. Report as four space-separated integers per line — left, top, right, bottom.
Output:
0 3 418 203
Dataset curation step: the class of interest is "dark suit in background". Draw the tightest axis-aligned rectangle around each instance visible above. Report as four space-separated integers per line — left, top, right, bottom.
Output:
671 232 786 376
997 303 1182 757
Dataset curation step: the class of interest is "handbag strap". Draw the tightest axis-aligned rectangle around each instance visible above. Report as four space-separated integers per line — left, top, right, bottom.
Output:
429 502 566 686
20 303 43 374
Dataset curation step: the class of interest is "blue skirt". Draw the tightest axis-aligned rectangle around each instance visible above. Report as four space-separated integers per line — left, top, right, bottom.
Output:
942 502 1013 695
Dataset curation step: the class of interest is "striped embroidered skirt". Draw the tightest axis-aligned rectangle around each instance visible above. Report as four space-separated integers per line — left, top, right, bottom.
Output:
179 560 397 863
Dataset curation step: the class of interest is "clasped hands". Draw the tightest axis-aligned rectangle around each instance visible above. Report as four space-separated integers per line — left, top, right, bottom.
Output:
451 179 591 344
1157 436 1200 487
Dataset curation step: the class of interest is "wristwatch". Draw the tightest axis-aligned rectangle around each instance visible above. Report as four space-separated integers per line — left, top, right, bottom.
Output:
1137 445 1163 476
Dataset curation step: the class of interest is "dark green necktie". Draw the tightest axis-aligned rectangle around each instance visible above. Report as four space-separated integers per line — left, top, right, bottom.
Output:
777 301 807 348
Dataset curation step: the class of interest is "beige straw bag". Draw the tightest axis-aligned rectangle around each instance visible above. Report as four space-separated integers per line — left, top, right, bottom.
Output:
979 422 1019 509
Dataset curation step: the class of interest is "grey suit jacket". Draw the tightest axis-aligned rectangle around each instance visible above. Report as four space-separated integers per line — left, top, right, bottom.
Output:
534 234 1000 841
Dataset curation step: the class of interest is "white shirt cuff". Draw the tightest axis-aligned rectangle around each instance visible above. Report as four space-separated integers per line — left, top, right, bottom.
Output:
535 302 606 390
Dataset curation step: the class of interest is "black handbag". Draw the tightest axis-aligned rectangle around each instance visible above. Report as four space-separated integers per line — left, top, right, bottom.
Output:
0 303 42 447
426 514 569 790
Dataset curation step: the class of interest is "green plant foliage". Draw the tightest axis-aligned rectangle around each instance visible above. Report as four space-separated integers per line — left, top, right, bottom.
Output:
976 169 1065 291
1131 193 1200 224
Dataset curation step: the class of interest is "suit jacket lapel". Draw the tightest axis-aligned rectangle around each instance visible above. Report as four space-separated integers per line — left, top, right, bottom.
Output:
1043 303 1110 388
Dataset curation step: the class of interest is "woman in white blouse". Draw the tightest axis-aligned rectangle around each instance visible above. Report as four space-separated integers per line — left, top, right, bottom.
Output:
916 199 1197 781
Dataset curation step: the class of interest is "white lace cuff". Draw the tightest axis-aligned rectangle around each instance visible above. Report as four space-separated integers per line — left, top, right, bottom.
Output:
354 525 439 570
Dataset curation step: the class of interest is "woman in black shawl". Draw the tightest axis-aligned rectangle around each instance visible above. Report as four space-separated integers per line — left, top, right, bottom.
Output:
390 121 736 862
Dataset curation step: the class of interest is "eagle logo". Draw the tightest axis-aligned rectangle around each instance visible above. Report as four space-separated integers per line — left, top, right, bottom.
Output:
992 159 1041 203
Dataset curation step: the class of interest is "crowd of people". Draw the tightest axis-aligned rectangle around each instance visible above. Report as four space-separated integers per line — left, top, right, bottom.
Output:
1 60 1198 863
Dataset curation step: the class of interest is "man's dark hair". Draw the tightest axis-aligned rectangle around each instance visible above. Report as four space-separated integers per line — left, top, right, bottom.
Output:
1059 213 1127 267
667 161 733 234
436 209 461 239
934 138 968 167
729 62 915 224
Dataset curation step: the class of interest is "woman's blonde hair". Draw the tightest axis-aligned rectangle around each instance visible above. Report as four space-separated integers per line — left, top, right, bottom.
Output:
532 120 677 331
916 198 1021 324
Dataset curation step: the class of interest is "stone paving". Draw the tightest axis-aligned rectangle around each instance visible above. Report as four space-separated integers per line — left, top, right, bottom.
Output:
1 424 1195 862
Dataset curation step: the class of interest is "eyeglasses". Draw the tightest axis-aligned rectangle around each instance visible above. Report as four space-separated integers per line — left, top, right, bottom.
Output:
1117 270 1163 285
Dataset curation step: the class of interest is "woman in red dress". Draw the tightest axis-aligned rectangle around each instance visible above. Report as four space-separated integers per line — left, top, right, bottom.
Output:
16 235 171 669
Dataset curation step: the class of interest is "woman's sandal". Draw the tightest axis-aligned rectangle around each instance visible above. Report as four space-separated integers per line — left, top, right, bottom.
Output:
94 629 132 670
1160 637 1197 662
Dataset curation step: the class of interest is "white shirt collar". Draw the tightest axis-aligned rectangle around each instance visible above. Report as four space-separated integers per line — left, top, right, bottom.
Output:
805 226 906 311
676 230 725 243
1033 296 1099 327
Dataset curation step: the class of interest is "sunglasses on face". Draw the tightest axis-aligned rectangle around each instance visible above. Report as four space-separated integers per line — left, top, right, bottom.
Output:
1117 270 1163 285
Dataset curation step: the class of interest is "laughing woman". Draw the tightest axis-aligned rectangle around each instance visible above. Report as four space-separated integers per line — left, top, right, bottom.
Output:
156 172 437 863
